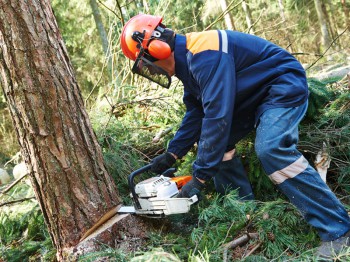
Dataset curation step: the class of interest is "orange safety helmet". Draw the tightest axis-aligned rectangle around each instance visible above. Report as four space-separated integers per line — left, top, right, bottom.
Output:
120 14 172 61
120 14 173 88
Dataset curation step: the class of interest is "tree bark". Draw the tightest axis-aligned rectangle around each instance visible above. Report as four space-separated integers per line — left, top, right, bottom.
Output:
0 1 145 260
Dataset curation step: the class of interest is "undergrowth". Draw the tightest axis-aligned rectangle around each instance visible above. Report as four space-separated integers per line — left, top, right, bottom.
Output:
300 77 350 204
81 76 350 261
1 76 349 261
77 192 321 261
0 184 55 261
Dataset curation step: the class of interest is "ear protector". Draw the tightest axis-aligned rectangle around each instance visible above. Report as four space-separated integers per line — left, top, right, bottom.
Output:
147 39 172 60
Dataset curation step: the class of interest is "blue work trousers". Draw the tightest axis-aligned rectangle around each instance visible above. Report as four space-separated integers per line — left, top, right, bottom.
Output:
255 102 350 241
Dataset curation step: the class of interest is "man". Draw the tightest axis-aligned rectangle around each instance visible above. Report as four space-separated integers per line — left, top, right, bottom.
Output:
120 14 350 258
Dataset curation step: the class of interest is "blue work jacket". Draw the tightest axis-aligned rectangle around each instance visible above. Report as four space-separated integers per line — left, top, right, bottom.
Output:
167 30 309 181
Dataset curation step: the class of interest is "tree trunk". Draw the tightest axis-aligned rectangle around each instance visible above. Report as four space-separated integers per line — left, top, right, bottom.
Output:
0 1 145 260
313 0 331 49
341 0 350 28
327 2 343 50
220 0 236 30
321 2 336 45
89 0 112 72
278 0 293 52
242 0 254 34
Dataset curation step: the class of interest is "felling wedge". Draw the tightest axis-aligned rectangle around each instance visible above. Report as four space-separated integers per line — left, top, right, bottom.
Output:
79 164 198 243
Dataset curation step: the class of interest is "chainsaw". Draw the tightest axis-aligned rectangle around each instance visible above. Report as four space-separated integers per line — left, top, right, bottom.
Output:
79 164 198 243
118 164 198 217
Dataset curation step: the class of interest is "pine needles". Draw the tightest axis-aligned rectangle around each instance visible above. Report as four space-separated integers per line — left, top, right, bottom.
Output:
189 193 318 261
0 193 55 261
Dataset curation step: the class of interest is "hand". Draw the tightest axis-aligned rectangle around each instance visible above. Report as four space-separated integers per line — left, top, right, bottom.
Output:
150 152 176 174
177 177 205 198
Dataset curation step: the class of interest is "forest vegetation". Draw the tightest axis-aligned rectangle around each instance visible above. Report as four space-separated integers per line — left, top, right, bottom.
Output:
0 0 349 261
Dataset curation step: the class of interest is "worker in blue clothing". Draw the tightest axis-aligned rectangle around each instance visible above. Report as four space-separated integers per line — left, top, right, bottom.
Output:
120 14 350 258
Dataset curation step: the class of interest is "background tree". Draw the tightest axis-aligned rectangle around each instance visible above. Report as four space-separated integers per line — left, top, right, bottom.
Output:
278 0 293 52
242 0 255 34
220 0 236 30
89 0 112 72
313 0 331 49
0 0 146 260
341 0 350 28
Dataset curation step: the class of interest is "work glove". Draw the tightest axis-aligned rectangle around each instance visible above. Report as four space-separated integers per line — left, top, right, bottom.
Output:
177 177 205 199
150 152 176 174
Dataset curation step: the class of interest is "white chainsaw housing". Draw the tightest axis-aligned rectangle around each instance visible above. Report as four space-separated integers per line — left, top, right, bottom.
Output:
131 175 198 216
135 176 178 198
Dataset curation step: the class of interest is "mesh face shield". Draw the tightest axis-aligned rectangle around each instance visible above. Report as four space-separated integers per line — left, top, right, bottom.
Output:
132 49 172 89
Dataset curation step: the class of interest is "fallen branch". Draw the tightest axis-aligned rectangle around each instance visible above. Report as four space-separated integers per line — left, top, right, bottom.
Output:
4 151 21 167
152 127 173 143
113 96 170 108
0 197 35 207
223 232 259 262
0 173 28 196
243 242 262 258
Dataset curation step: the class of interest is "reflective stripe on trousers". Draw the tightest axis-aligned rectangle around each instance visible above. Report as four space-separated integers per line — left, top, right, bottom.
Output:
255 102 350 241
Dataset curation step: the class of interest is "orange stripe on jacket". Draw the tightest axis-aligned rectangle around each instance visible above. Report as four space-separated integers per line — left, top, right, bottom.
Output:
186 30 220 55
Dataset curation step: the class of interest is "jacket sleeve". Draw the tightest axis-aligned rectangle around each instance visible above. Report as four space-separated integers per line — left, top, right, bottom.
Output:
190 50 236 181
167 90 204 158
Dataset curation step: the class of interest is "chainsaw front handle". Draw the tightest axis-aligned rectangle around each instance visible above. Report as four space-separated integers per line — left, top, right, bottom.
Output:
128 164 152 209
